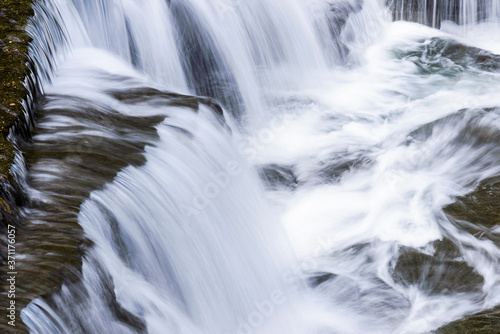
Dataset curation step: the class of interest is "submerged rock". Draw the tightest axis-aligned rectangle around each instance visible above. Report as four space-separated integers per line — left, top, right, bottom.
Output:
394 37 500 76
433 176 500 332
392 240 484 296
445 177 500 231
258 164 298 190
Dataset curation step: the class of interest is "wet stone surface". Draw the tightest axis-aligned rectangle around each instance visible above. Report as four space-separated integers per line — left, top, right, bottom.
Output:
434 177 500 333
393 37 500 78
0 1 34 333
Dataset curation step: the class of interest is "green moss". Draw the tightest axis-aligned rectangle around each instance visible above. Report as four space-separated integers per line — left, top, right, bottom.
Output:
0 0 33 180
0 2 34 333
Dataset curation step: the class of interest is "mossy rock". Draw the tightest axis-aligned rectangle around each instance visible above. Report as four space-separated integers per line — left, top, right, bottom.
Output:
435 177 500 332
0 1 34 333
435 305 500 333
392 239 484 296
0 0 34 178
445 177 500 231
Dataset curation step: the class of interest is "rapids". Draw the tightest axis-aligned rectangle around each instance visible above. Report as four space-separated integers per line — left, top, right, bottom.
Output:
9 0 500 333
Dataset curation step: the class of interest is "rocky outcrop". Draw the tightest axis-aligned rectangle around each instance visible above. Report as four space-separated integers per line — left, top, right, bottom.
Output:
394 37 500 78
435 305 500 333
435 178 500 333
0 1 34 333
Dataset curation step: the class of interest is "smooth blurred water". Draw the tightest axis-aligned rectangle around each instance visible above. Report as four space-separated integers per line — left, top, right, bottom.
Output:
390 0 500 27
17 0 500 333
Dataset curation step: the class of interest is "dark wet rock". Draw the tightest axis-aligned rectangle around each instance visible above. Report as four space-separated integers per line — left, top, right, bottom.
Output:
0 103 18 118
7 35 24 43
407 108 500 151
445 177 500 230
314 243 413 327
309 272 337 287
111 87 228 129
435 305 500 333
12 85 228 334
395 38 500 76
440 160 500 334
392 241 484 296
0 1 36 332
38 258 146 333
0 0 35 178
0 174 21 225
113 87 208 109
112 87 225 114
438 39 500 72
318 160 354 179
258 164 298 190
7 92 163 332
445 176 500 251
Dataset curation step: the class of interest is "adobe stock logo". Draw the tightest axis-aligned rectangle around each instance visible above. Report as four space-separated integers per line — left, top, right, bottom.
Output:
228 290 287 334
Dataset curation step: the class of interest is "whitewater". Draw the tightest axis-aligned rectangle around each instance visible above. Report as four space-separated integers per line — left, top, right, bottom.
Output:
9 0 500 333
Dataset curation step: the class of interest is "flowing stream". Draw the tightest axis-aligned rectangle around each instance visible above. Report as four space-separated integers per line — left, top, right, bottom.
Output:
12 0 500 333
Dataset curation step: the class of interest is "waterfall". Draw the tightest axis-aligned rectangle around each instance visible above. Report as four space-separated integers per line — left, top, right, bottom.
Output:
12 0 500 333
20 62 300 333
389 0 500 27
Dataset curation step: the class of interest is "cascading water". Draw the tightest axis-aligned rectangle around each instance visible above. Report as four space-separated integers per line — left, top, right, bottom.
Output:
8 0 500 333
389 0 500 27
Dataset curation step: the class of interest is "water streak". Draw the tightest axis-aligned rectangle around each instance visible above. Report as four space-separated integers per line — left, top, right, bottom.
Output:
15 0 500 333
